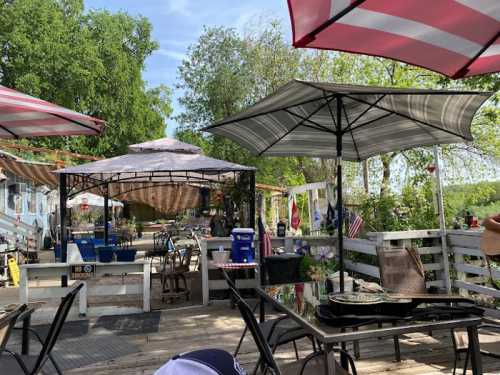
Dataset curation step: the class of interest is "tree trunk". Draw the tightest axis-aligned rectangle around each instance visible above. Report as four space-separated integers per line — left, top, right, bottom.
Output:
380 154 395 197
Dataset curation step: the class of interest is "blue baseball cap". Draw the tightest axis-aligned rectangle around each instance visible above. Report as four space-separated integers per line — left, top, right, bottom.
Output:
154 349 246 375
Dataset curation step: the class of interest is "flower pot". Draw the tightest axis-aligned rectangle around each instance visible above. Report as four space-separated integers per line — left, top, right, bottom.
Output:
97 247 115 263
116 248 137 262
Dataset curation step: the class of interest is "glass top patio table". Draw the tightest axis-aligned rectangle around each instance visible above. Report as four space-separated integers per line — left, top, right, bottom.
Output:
256 281 483 346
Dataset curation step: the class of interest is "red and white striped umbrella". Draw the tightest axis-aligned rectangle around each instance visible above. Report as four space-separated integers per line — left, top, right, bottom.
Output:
0 85 104 138
288 0 500 79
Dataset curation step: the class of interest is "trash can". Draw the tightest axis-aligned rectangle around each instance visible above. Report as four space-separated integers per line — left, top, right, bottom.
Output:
231 228 255 263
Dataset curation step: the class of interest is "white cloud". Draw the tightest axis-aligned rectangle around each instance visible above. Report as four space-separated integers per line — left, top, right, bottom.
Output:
156 49 186 61
163 0 191 16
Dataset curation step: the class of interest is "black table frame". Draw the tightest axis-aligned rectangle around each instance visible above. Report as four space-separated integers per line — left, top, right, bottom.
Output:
256 287 484 375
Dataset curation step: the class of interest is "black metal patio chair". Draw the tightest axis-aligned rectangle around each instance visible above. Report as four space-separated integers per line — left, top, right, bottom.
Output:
452 323 500 375
0 304 27 359
0 283 83 375
221 270 314 360
230 281 357 375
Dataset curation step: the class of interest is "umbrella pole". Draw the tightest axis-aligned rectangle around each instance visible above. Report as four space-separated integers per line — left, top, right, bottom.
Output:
59 173 68 287
336 96 344 293
104 184 109 246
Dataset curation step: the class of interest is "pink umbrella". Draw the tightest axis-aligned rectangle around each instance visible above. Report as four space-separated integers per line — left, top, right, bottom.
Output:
287 0 500 78
0 85 104 138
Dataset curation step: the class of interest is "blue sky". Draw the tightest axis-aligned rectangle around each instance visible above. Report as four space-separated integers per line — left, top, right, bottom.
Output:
84 0 290 136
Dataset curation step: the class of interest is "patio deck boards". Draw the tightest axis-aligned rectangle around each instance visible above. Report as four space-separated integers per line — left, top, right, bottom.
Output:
62 304 500 375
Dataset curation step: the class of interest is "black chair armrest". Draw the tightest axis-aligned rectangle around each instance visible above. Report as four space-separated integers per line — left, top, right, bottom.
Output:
0 348 30 374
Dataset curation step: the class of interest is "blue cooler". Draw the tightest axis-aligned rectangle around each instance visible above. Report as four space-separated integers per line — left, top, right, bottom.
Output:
231 228 255 263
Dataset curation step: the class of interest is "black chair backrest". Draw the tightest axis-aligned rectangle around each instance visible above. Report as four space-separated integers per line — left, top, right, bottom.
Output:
231 288 282 375
32 283 83 374
0 304 27 351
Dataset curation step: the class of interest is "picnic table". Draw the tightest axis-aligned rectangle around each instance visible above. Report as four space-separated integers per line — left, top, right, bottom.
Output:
257 281 484 375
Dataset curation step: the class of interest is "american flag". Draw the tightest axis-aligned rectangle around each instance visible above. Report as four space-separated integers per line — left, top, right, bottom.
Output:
348 212 364 238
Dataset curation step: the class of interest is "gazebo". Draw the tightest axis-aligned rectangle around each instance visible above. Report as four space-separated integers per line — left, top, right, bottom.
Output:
54 139 256 262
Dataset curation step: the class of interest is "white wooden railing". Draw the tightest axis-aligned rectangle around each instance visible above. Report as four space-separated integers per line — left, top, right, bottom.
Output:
201 229 498 305
448 230 500 300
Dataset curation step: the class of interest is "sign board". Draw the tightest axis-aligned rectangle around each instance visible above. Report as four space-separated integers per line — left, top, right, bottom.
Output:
70 264 96 280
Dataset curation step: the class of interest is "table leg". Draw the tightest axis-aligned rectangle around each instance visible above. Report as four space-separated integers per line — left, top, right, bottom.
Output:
21 314 31 355
467 326 483 375
352 327 360 359
230 271 237 309
259 296 265 323
392 321 401 362
339 329 348 370
143 262 151 312
323 343 336 375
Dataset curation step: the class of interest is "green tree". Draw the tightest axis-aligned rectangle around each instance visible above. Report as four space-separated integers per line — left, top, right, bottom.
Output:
0 0 172 157
176 24 310 186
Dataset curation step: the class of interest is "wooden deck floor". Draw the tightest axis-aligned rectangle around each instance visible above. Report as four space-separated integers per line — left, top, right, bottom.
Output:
62 303 500 375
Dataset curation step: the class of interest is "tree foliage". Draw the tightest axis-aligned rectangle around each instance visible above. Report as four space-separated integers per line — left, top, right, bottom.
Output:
176 19 498 231
0 0 172 157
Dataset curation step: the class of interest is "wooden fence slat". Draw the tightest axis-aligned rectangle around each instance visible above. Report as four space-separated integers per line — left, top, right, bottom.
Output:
452 247 484 258
454 262 500 279
454 280 500 299
447 234 481 249
344 260 380 278
423 262 443 272
417 246 443 255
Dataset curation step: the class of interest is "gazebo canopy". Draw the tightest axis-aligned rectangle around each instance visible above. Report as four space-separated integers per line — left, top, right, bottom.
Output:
54 149 255 214
55 151 255 185
128 138 202 154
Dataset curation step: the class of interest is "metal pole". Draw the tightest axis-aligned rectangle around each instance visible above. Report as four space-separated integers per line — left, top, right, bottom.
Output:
336 96 344 293
249 171 256 229
104 183 109 246
59 173 68 287
433 146 451 292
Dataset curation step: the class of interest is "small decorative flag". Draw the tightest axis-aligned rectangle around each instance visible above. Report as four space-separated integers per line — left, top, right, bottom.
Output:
290 197 301 230
348 211 364 238
312 199 322 231
325 202 336 235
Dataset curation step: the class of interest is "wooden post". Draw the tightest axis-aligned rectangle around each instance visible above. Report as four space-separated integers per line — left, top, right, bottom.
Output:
362 159 369 193
433 146 451 292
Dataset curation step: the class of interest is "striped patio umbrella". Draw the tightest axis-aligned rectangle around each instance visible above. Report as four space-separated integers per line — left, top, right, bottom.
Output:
204 80 492 291
0 85 104 138
287 1 500 79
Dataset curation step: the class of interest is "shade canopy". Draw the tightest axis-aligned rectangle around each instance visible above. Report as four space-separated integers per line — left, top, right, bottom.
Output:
0 85 104 138
128 137 202 154
55 151 255 184
287 0 500 79
0 150 58 188
205 80 492 161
